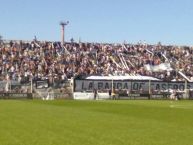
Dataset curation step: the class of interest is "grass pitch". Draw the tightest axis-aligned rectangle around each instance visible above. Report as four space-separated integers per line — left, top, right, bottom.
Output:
0 100 193 145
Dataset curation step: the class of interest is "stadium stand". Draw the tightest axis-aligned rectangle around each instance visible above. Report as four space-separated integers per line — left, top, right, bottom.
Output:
0 39 192 99
0 40 192 83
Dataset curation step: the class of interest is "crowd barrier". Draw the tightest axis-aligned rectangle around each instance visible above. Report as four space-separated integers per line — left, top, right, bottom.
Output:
0 79 192 100
73 77 193 100
73 91 193 100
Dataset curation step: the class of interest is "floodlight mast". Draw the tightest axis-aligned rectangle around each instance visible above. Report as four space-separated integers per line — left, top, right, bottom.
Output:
60 21 69 45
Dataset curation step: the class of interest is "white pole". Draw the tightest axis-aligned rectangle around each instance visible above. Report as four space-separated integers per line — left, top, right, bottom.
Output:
121 54 129 69
119 54 126 69
6 74 9 93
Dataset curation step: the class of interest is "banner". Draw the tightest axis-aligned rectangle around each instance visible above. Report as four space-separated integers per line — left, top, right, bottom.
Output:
0 93 32 99
36 80 49 89
74 80 193 92
144 63 172 72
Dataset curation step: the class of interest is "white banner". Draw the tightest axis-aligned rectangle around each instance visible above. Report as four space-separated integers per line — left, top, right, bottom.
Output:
74 80 193 92
73 92 110 100
144 63 172 72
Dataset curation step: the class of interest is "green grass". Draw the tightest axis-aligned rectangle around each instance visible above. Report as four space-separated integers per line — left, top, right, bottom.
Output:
0 100 193 145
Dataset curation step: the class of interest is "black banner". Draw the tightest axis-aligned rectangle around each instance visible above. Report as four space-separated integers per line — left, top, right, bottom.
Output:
0 93 33 99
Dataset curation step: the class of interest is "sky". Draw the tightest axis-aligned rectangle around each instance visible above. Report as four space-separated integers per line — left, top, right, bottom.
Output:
0 0 193 45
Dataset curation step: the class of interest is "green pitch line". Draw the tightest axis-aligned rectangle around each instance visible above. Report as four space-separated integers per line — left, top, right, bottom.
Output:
0 100 193 145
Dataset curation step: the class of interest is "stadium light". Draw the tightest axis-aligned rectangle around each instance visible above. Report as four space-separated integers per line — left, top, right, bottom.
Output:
60 21 69 45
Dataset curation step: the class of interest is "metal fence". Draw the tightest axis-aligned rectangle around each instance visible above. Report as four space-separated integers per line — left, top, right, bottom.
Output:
1 79 193 100
0 79 72 99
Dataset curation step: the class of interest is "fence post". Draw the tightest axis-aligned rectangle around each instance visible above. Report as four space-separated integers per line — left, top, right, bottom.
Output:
185 80 188 99
9 80 12 93
31 78 33 94
72 77 74 93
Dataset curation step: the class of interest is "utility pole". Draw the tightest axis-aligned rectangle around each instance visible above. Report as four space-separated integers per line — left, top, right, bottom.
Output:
60 21 69 46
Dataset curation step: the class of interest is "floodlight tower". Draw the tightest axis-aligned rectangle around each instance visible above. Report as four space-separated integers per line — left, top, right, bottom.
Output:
60 21 69 45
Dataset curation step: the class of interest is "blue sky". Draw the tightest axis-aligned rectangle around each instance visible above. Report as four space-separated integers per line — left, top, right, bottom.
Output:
0 0 193 45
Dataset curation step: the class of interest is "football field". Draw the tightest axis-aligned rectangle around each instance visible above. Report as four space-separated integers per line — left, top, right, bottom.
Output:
0 100 193 145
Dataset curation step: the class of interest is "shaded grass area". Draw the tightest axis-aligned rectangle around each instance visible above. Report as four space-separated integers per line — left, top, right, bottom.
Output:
0 100 193 145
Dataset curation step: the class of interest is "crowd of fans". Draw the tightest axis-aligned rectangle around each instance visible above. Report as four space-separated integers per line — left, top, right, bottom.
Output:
0 39 192 84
